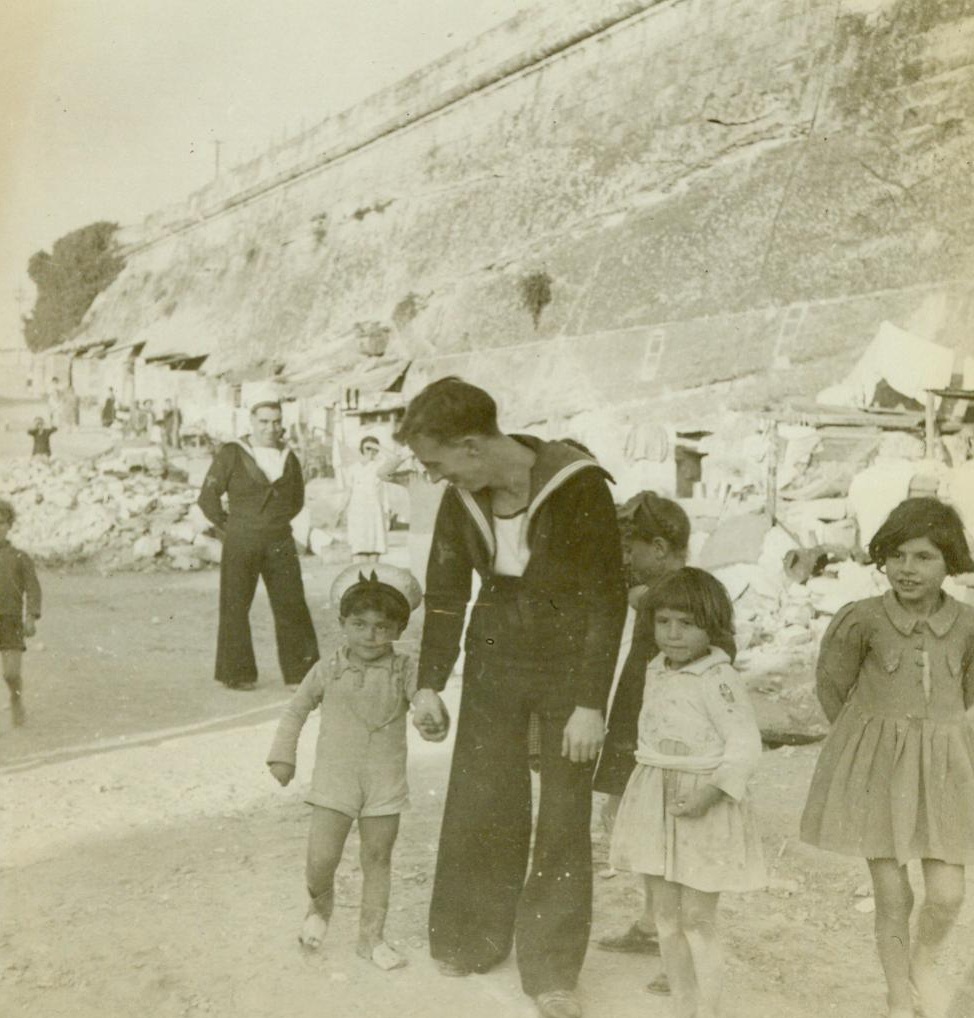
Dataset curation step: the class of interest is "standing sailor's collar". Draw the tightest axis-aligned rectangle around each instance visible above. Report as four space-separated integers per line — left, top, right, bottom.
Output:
649 647 732 675
882 589 959 637
229 436 288 456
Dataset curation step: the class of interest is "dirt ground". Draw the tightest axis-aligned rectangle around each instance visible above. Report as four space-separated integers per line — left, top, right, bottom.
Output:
2 558 973 1018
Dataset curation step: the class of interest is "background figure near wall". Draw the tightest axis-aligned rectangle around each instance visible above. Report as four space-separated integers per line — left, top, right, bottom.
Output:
101 388 116 428
162 399 182 450
342 436 403 563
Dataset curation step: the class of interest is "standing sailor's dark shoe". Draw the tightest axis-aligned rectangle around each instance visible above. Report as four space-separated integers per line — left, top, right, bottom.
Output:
535 989 582 1018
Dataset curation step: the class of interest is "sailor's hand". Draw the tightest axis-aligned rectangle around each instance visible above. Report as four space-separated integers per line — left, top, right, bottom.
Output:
23 616 37 639
561 707 604 763
412 689 450 742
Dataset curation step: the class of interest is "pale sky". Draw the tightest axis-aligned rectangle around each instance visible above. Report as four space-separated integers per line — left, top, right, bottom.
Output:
0 0 531 347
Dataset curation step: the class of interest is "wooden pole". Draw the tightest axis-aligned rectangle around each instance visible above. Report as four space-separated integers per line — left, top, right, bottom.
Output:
766 419 779 526
925 391 937 459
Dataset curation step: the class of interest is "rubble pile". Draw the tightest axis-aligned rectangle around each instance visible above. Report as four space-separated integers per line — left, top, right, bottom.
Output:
0 456 220 571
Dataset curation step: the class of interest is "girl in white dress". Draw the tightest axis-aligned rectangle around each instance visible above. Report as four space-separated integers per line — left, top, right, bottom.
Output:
610 567 765 1018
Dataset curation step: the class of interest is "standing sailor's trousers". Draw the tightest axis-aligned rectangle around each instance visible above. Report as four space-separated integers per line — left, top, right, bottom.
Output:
215 527 319 686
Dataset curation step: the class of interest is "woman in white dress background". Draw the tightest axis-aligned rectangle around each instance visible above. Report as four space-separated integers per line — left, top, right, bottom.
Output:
342 436 400 562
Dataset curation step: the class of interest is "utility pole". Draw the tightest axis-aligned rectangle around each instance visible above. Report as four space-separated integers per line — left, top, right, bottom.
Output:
212 139 223 179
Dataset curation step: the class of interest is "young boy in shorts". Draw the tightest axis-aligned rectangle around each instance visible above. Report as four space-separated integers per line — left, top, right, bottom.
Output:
267 563 427 970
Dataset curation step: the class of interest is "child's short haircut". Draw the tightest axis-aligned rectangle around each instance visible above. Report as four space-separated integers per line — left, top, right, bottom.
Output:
340 586 409 630
0 499 15 525
869 497 974 575
647 567 737 662
395 376 501 444
359 435 380 454
619 491 691 552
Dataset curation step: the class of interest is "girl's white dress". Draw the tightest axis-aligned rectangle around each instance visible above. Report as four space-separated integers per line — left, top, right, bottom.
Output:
609 648 766 893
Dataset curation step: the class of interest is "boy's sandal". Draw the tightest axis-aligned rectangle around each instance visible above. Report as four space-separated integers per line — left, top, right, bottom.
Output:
645 973 671 996
365 942 407 971
298 914 328 950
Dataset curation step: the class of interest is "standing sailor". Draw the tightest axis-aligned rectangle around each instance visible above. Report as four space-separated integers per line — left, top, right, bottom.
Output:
198 398 320 689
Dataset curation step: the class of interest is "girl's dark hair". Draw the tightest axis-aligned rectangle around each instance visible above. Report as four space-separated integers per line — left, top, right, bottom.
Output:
0 499 15 525
340 586 409 630
869 497 974 574
359 435 380 454
395 376 501 444
646 567 737 662
619 491 690 551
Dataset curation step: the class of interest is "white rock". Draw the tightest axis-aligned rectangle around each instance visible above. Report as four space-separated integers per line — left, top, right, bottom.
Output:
165 542 200 560
854 898 876 914
192 534 223 563
133 535 163 559
166 521 199 545
777 624 814 647
780 603 814 628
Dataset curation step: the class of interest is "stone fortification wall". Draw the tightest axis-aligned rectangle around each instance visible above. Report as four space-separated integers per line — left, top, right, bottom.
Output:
77 0 974 427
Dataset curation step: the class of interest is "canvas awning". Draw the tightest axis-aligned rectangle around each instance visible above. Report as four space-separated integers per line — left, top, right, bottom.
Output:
282 355 410 400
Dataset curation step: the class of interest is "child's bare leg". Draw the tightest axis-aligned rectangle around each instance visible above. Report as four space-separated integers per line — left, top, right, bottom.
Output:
680 886 721 1018
2 650 24 726
911 859 965 1017
641 875 658 935
868 858 915 1016
650 876 695 1018
357 814 405 970
302 806 353 948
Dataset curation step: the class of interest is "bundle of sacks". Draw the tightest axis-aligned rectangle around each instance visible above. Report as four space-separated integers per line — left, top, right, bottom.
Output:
0 455 221 570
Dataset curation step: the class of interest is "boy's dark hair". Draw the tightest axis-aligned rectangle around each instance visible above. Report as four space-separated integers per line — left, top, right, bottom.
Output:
395 376 501 444
561 437 595 457
646 567 737 662
869 497 974 575
340 586 409 630
359 435 380 454
0 499 15 525
618 491 690 551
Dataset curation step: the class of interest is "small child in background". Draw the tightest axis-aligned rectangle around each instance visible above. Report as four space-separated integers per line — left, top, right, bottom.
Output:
610 567 765 1018
0 499 42 727
27 417 56 459
801 497 974 1018
267 564 424 971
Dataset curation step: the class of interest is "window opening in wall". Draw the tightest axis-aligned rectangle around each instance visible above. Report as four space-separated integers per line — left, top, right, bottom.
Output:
773 305 806 368
640 329 666 381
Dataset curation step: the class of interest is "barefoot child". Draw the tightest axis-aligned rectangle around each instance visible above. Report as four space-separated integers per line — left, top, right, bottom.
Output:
609 567 765 1018
0 499 41 727
267 564 423 970
801 497 974 1018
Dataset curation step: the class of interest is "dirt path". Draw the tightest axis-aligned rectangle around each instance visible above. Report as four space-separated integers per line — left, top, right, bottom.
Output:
2 567 973 1018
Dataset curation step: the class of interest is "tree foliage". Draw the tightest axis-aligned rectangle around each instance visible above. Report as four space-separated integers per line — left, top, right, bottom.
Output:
22 221 125 352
